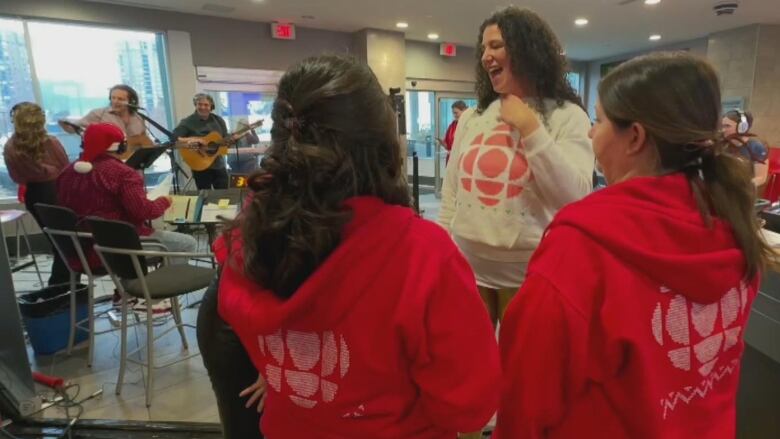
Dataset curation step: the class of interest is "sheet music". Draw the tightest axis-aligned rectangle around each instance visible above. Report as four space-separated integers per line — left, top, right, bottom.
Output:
147 175 173 200
200 201 238 223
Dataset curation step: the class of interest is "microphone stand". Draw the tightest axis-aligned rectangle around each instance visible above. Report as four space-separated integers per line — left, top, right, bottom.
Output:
134 110 188 195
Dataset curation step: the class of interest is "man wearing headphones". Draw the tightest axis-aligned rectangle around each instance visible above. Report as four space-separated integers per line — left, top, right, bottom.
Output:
722 109 769 187
173 94 230 189
59 84 146 137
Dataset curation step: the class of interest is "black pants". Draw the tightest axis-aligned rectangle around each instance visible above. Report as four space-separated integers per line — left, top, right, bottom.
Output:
193 168 229 190
197 274 263 438
25 181 70 285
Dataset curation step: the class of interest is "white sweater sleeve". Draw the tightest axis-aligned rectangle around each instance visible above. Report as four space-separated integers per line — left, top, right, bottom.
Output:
522 105 594 210
438 108 475 231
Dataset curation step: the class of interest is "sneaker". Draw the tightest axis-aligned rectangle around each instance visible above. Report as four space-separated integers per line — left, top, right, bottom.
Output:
112 290 138 308
132 298 173 315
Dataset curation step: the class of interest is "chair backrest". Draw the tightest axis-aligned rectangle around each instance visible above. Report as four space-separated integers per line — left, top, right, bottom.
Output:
763 146 780 202
86 217 147 280
34 203 99 272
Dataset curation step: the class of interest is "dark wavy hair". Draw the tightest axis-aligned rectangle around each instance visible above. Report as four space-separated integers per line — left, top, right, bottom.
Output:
226 55 410 299
476 7 581 117
599 52 773 279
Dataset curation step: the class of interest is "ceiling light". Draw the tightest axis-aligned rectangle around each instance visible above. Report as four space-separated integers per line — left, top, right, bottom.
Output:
396 22 409 29
574 18 589 27
649 34 662 41
644 0 661 5
427 33 439 40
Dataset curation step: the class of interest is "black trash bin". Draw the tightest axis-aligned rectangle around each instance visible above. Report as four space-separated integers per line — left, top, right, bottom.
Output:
18 284 88 356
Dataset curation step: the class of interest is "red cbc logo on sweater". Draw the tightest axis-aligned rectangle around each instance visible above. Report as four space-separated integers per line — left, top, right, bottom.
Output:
651 283 749 419
458 123 532 207
259 329 350 409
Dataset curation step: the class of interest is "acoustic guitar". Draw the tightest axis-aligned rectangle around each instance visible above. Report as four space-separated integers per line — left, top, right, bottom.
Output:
119 134 155 161
58 119 154 161
179 120 263 171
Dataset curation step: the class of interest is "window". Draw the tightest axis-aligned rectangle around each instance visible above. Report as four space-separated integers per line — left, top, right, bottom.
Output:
566 72 581 96
0 19 174 199
0 18 35 200
405 91 436 158
204 91 274 142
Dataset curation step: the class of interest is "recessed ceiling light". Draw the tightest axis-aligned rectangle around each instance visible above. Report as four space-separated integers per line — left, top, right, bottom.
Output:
427 33 439 40
644 0 661 5
574 18 589 27
649 34 662 41
396 22 409 29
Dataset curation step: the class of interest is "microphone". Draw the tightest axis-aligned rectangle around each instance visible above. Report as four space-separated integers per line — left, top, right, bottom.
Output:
124 103 147 111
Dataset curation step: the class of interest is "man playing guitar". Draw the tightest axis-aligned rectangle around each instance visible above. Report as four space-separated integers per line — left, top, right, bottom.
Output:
173 93 231 190
58 84 152 158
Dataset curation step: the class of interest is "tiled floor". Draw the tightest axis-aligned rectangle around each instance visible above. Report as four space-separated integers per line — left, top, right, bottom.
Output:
11 194 445 425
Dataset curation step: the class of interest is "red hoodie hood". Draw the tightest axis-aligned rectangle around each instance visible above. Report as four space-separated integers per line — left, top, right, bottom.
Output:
548 173 747 304
214 196 417 332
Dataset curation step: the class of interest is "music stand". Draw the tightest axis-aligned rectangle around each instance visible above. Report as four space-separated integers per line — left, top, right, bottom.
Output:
125 146 168 172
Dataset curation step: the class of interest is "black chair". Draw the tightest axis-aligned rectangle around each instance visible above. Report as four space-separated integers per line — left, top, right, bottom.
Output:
87 216 216 407
35 203 108 366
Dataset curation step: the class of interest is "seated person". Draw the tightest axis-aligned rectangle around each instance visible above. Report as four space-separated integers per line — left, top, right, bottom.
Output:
722 109 768 187
57 123 197 259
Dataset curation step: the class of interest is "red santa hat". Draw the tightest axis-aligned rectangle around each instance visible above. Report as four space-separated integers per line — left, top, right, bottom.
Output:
74 123 125 173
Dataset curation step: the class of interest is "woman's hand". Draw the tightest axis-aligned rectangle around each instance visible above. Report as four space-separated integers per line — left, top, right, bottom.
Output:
499 94 541 137
239 374 267 413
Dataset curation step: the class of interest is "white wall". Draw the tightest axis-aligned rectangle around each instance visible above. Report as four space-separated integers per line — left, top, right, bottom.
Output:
584 37 709 117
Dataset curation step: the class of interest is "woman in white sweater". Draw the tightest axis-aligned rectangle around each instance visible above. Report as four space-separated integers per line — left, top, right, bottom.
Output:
439 7 594 327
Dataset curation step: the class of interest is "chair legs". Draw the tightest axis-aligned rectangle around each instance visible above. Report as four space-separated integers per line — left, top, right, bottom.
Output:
145 299 155 408
116 290 129 397
17 217 43 286
171 297 189 350
86 277 95 367
114 293 192 407
67 272 78 355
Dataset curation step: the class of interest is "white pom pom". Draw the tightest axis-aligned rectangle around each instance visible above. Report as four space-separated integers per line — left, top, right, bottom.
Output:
74 161 93 173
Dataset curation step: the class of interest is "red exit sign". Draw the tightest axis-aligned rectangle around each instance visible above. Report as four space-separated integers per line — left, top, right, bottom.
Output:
271 22 296 40
440 43 457 57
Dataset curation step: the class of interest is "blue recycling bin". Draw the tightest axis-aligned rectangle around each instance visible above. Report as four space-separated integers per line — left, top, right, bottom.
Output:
17 283 88 356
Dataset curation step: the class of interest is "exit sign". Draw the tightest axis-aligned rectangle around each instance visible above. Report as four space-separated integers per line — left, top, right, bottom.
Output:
440 43 457 57
271 22 296 40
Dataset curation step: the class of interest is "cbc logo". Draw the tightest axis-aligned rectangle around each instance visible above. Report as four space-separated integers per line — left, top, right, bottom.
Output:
651 283 748 377
459 123 532 207
259 329 350 409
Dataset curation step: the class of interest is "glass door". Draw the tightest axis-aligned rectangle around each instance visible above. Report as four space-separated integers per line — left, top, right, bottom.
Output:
434 94 477 196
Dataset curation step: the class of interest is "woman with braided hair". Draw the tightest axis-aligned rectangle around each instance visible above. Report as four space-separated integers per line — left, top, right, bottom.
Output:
211 55 500 438
495 52 772 438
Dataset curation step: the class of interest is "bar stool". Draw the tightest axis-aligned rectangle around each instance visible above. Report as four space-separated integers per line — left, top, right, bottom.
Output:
0 209 43 286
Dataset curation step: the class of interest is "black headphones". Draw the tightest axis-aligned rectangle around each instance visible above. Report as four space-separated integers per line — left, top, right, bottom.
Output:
193 93 215 111
9 101 37 120
109 85 139 111
115 139 128 155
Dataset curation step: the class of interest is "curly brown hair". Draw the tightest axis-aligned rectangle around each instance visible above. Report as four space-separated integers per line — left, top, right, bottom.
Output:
11 102 48 162
476 7 582 117
225 55 410 299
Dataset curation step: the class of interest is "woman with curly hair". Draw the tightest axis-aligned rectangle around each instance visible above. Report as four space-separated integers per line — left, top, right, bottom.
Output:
439 7 594 328
212 55 500 438
3 101 70 285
